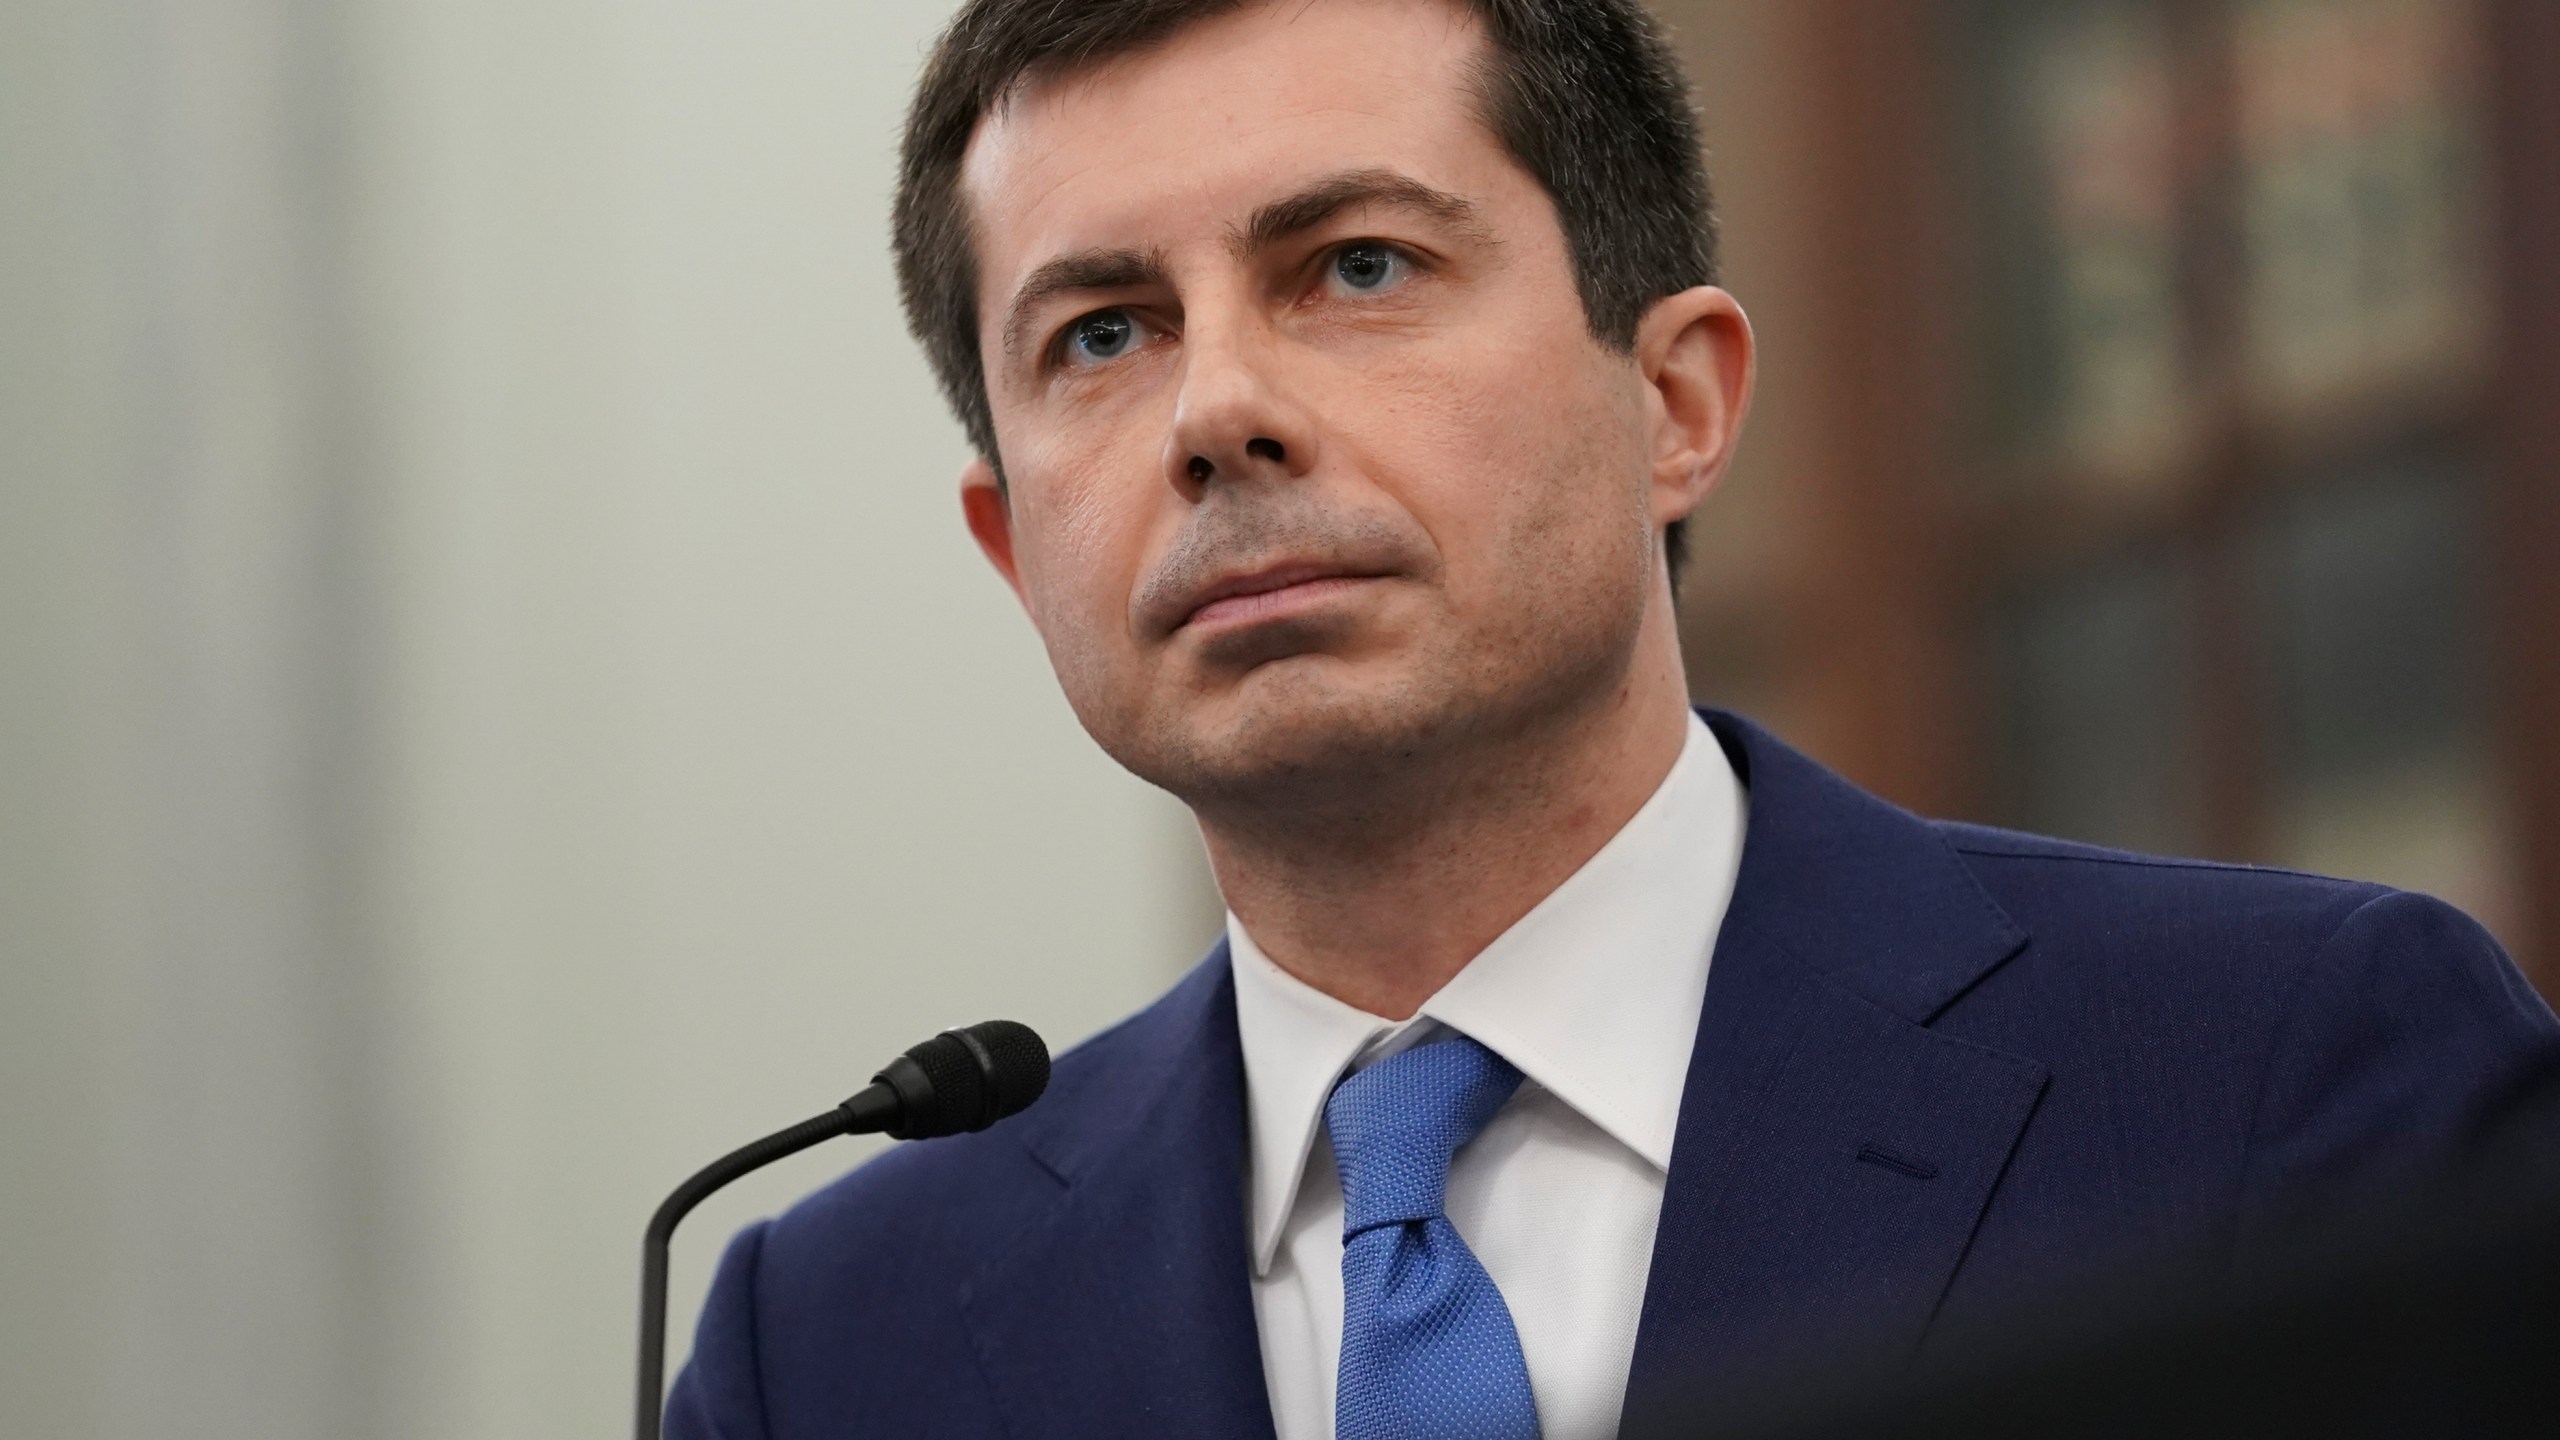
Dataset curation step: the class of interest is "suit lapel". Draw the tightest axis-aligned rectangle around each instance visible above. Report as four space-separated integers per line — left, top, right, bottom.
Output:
1624 715 2050 1414
959 953 1277 1440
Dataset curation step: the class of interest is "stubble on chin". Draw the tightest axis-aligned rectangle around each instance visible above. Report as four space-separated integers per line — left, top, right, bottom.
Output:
1123 565 1643 839
1134 656 1473 818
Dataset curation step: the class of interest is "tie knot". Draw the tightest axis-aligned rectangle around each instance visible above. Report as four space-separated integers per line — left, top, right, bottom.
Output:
1324 1033 1523 1236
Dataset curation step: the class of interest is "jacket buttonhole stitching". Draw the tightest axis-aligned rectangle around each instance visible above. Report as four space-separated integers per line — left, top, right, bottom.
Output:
1855 1143 1939 1180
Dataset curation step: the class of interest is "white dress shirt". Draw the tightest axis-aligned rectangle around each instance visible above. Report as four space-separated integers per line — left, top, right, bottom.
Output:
1230 712 1748 1440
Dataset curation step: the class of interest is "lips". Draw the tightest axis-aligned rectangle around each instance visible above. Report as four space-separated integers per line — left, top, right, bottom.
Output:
1168 560 1385 634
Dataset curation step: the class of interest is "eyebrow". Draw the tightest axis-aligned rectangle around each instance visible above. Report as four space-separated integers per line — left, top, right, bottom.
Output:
1000 246 1171 360
995 170 1490 362
1231 168 1492 257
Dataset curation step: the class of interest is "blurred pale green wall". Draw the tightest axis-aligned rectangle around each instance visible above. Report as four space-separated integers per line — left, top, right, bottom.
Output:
0 2 1213 1436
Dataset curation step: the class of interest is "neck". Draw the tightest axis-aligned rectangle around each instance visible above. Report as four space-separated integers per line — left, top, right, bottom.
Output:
1198 602 1694 1020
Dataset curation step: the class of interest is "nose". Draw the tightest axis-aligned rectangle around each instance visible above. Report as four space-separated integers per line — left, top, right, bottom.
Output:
1162 319 1317 499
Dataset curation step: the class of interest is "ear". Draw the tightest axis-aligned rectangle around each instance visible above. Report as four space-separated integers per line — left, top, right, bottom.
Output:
1633 285 1755 532
960 456 1030 608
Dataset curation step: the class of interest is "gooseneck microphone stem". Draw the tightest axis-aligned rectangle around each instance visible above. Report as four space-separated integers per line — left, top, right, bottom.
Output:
635 1021 1049 1440
636 1098 883 1440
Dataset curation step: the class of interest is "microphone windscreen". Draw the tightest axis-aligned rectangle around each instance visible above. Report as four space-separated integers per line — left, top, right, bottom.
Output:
961 1019 1050 1120
882 1020 1051 1138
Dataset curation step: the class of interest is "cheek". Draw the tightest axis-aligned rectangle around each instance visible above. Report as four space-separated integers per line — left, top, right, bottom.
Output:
1001 441 1176 720
998 370 1180 613
1345 335 1649 593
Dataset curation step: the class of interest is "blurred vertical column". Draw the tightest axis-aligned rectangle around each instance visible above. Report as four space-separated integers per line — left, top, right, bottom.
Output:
2486 0 2560 991
0 0 393 1436
1668 0 1982 820
2220 0 2513 962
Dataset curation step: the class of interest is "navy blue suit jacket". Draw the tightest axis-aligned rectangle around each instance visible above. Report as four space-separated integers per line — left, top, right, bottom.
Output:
667 711 2560 1439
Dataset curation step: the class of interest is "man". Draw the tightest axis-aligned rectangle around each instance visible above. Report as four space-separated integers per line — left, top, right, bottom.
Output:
668 1 2560 1437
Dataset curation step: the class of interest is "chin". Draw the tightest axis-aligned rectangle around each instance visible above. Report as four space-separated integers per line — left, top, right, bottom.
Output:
1123 657 1456 806
1083 588 1644 812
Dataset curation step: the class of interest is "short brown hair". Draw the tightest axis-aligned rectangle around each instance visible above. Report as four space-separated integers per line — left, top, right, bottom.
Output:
893 0 1717 582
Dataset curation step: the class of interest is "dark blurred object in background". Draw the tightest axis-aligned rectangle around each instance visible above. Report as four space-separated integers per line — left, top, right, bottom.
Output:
1629 1058 2560 1440
1668 0 2560 1003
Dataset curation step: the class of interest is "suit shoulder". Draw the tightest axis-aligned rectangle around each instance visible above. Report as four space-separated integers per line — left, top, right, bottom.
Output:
1926 820 2547 1046
1921 819 2470 1033
1933 819 2392 938
1936 817 2369 888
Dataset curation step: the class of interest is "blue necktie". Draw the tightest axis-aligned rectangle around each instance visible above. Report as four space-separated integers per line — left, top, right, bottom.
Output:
1327 1034 1542 1440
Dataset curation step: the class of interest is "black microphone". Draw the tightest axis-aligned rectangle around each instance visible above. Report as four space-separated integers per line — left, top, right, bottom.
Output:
635 1020 1050 1440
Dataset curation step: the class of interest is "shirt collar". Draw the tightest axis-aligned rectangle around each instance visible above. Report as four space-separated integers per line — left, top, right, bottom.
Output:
1228 711 1748 1275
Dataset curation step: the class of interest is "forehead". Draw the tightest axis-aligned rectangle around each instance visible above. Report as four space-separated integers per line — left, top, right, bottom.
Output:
958 0 1511 296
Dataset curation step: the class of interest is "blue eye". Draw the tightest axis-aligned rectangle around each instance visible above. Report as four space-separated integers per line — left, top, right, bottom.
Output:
1331 243 1406 293
1066 309 1140 365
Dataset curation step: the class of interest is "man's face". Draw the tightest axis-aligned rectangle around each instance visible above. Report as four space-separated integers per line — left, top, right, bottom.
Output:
959 0 1696 809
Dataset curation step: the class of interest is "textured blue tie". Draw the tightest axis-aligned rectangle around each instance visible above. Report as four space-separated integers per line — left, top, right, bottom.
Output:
1327 1034 1542 1440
